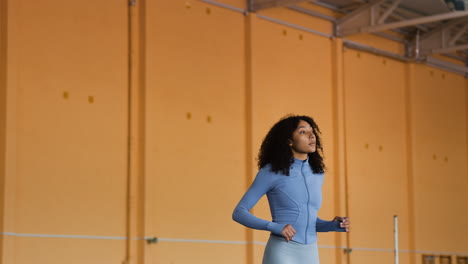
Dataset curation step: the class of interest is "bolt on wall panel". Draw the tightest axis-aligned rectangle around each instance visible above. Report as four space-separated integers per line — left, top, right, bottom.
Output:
410 64 468 253
9 0 129 263
145 1 246 263
343 49 410 264
250 14 337 264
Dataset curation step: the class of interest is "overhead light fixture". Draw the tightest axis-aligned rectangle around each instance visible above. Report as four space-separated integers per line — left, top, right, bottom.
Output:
445 0 467 11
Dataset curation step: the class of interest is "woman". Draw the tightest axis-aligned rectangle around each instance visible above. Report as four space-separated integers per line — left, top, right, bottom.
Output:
232 115 350 264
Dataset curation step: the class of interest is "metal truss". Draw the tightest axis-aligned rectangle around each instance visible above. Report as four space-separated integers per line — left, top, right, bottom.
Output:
334 0 468 57
337 0 468 35
336 0 402 36
248 0 309 12
410 17 468 57
247 0 468 67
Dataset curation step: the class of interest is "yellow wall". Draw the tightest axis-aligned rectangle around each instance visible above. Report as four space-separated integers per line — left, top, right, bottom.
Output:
409 65 468 263
1 0 467 264
2 0 129 263
145 1 246 263
344 50 410 264
250 14 340 264
0 0 6 260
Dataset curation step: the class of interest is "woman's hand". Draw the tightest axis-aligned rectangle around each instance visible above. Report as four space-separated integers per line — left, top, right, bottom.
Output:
282 224 296 242
333 216 350 232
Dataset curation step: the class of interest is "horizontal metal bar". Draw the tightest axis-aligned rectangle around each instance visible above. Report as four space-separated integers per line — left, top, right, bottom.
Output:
377 0 401 24
344 40 468 77
382 5 429 32
310 1 341 11
2 232 127 240
425 63 467 76
449 23 468 46
338 0 387 25
256 14 333 38
157 238 248 244
442 53 467 63
352 247 394 252
288 5 408 43
362 11 468 33
432 43 468 54
196 0 246 14
287 5 336 22
5 232 468 254
343 39 409 62
372 31 408 44
426 56 468 75
252 0 309 12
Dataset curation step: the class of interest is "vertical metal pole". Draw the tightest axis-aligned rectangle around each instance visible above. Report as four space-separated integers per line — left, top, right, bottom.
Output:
394 215 399 264
415 30 420 59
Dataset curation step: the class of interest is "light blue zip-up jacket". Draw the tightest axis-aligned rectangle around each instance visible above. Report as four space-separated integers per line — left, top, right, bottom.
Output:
232 158 345 244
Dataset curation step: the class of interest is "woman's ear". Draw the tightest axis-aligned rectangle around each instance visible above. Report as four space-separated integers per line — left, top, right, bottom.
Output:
288 139 293 147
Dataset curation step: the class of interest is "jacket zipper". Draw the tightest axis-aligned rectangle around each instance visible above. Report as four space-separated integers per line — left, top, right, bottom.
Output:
301 162 310 244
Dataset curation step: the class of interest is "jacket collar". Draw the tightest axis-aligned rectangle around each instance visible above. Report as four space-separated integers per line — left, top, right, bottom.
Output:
291 157 309 170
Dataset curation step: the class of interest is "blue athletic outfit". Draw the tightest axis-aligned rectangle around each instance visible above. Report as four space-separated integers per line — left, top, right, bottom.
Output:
232 158 345 245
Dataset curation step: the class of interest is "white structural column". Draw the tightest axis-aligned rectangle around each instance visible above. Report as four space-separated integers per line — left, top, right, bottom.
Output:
394 215 399 264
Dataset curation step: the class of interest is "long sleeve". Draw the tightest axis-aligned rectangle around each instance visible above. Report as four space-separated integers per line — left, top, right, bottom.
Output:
232 170 286 236
316 217 346 232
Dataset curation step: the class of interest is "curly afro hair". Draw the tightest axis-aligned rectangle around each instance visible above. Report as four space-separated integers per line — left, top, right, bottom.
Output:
257 115 325 175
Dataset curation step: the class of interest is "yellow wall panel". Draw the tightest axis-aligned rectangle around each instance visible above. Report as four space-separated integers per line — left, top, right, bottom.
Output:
253 244 266 263
346 33 405 55
16 237 125 264
250 14 338 252
319 247 340 264
350 251 410 264
410 64 468 253
0 0 6 257
0 0 6 210
431 55 466 66
210 0 245 9
257 7 333 36
343 50 409 254
299 2 342 18
148 242 246 264
15 0 128 235
3 0 129 262
145 1 245 262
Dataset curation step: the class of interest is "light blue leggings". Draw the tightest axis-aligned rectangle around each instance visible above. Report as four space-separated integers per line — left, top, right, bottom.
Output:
262 235 320 264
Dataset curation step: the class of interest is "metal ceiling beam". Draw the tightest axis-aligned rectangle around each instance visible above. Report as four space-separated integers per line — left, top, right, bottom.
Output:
448 24 468 45
361 10 468 33
337 0 401 36
287 5 335 21
248 0 309 11
432 44 468 54
337 0 386 25
410 17 468 57
378 0 401 24
289 4 408 43
426 56 468 75
388 12 429 32
381 2 430 32
337 0 468 37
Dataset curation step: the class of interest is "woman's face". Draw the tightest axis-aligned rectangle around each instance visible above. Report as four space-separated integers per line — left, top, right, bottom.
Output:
289 120 316 159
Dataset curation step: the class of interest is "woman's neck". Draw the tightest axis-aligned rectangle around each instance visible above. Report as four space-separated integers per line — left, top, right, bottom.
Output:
292 152 308 161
